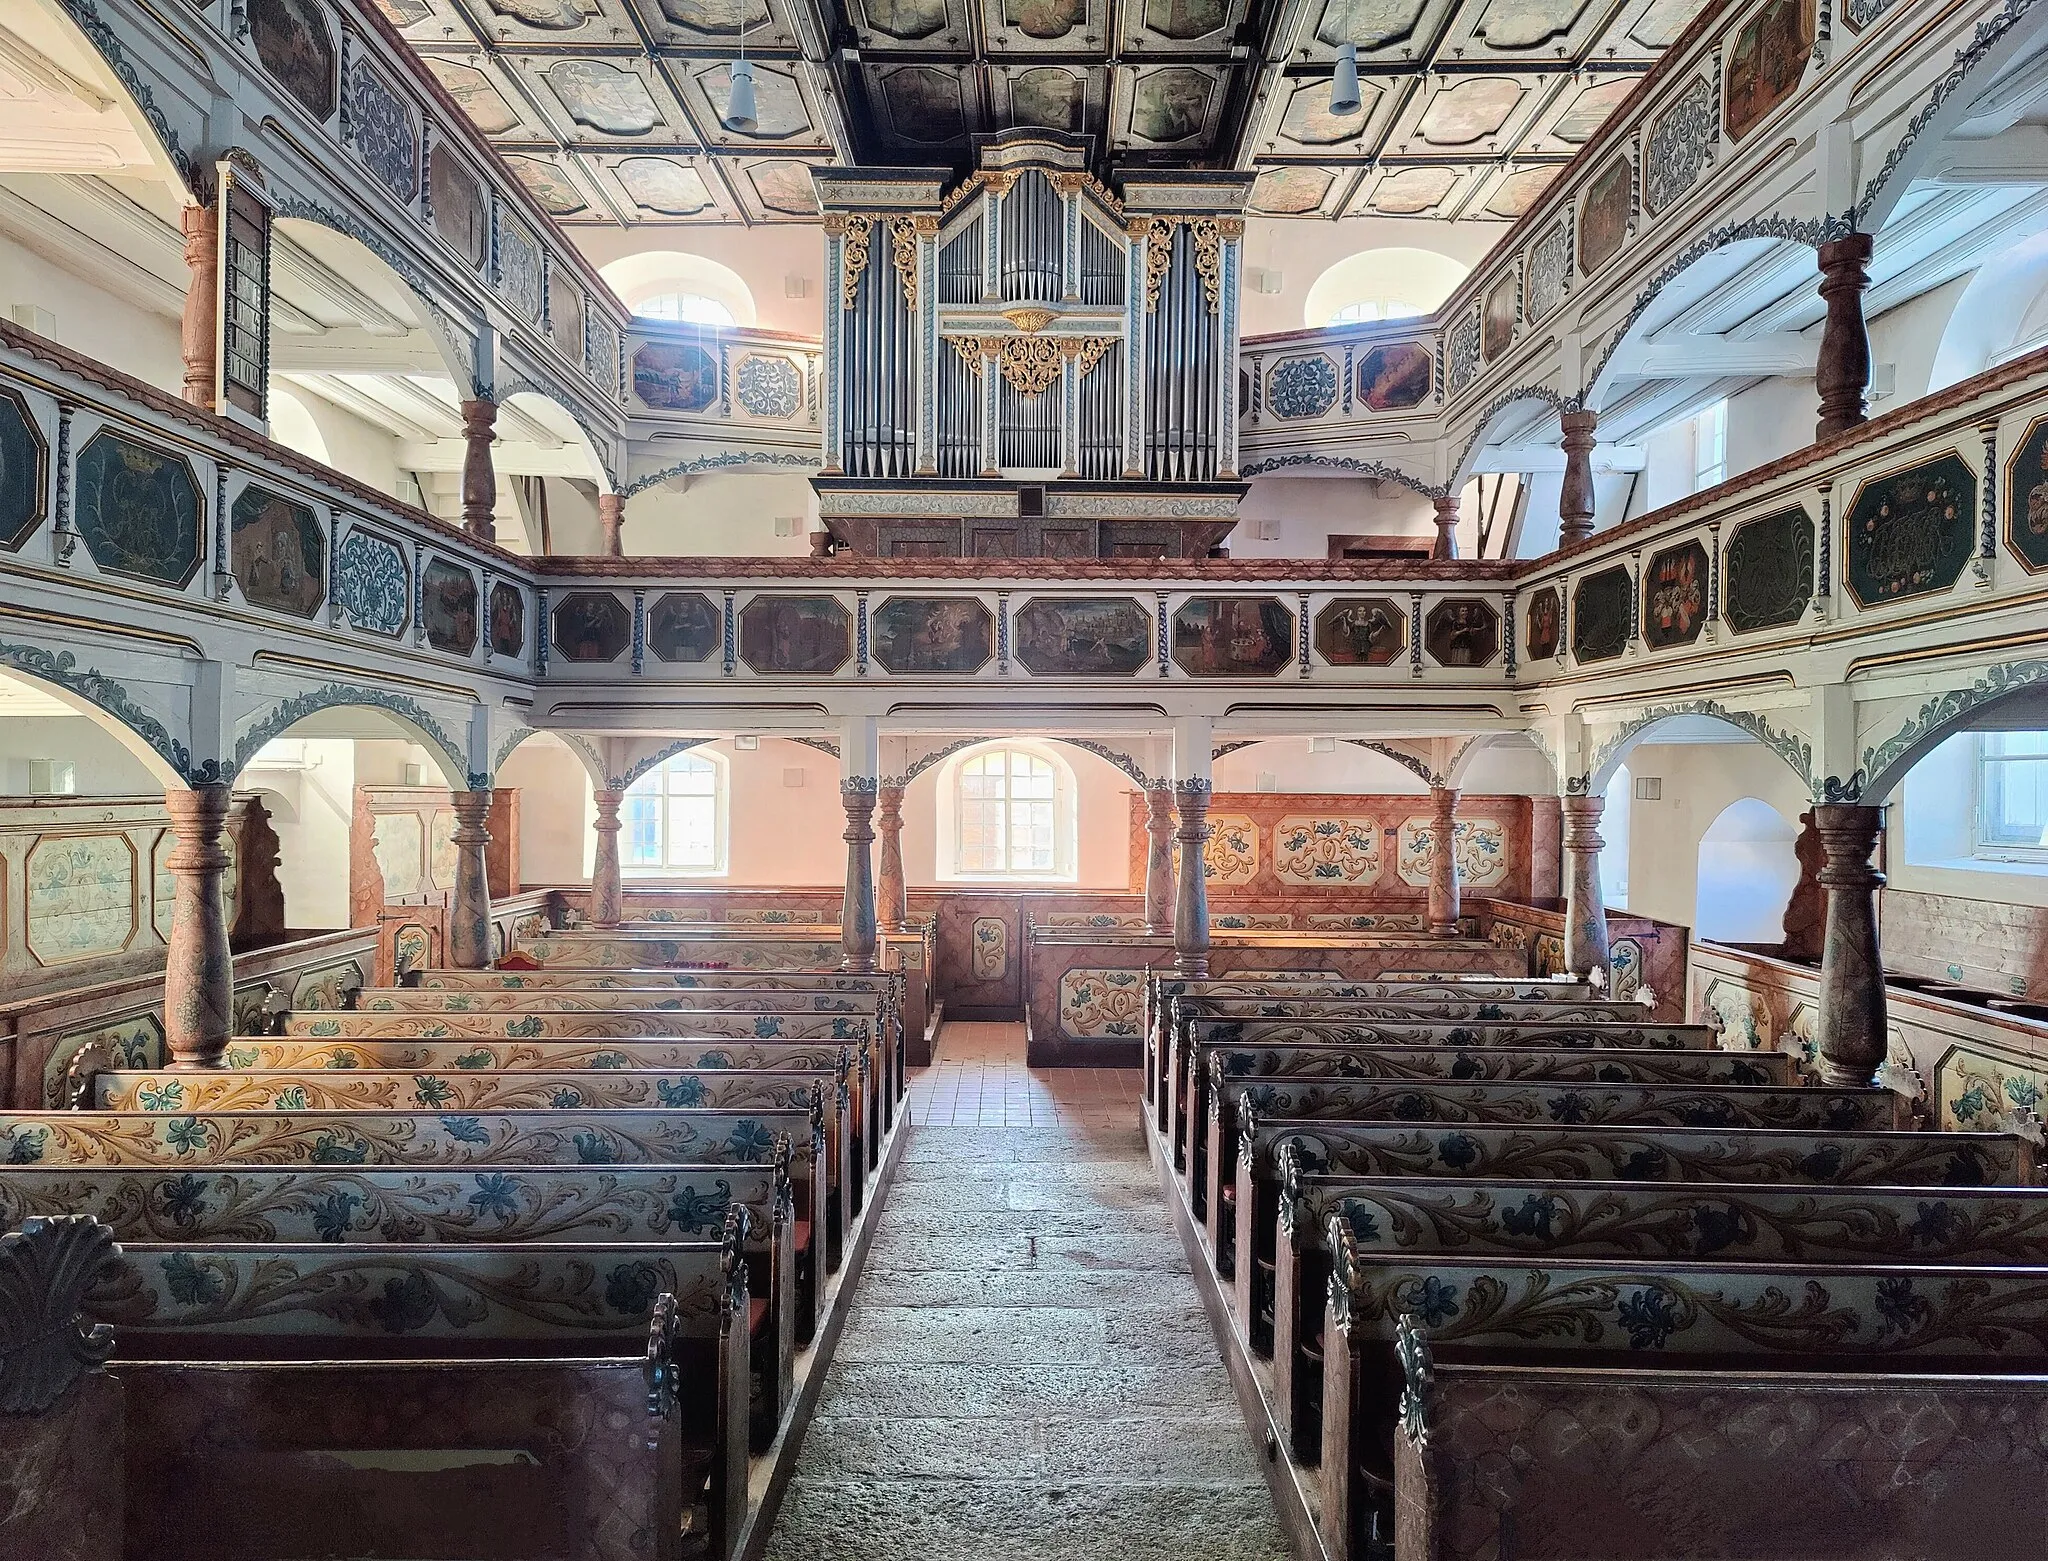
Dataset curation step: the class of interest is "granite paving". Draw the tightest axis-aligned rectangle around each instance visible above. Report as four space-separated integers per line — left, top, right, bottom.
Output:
762 1023 1290 1561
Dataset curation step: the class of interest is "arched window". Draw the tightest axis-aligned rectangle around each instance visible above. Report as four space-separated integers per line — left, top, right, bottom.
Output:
1326 299 1421 326
632 292 737 328
1304 248 1469 329
621 751 727 874
940 743 1076 880
1600 765 1631 909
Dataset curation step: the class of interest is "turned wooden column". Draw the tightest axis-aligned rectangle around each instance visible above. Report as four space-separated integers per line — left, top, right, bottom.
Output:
840 779 879 973
590 787 624 929
179 204 219 411
1813 803 1888 1085
1427 785 1463 937
1560 790 1610 978
1816 233 1874 441
599 492 626 557
163 783 234 1067
1431 493 1460 561
1558 409 1598 547
460 398 499 543
1144 785 1176 936
448 788 495 969
1173 781 1213 977
875 783 907 934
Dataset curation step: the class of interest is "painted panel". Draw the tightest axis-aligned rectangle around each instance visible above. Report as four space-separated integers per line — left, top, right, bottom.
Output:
1725 0 1814 142
1843 453 1975 607
545 60 663 135
394 921 432 973
1571 565 1630 662
1723 506 1813 631
1267 355 1338 420
1397 815 1508 888
432 154 489 271
1578 152 1630 272
293 958 366 1011
512 155 586 218
349 58 419 201
1357 343 1431 411
1203 814 1260 884
747 159 822 216
735 355 802 418
739 595 852 674
1702 975 1773 1050
1059 967 1145 1037
1249 167 1335 216
648 592 720 662
497 215 545 325
231 485 325 618
1643 75 1714 215
1126 66 1216 146
372 813 424 898
422 559 480 654
1213 912 1291 929
1273 816 1382 886
1609 935 1645 1001
1315 597 1405 666
249 0 336 121
1014 597 1151 676
552 591 631 663
26 835 137 964
1641 539 1708 648
430 810 459 892
2007 412 2048 572
489 581 526 657
73 431 202 587
872 598 993 674
1481 273 1516 361
1418 78 1522 145
633 342 719 411
970 916 1008 981
335 529 408 636
1938 1044 2048 1134
0 387 48 549
44 1014 161 1108
1171 597 1293 678
1425 597 1499 667
152 829 238 943
1524 220 1570 321
1524 585 1561 659
427 60 520 136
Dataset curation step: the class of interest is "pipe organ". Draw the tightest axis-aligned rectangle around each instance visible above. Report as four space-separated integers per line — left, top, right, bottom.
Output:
813 133 1251 559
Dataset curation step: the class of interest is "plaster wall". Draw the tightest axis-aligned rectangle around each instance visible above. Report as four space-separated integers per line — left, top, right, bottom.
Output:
1236 217 1504 338
572 227 828 337
496 735 596 884
624 472 821 555
0 224 182 395
0 712 164 794
1617 740 1810 935
239 737 357 930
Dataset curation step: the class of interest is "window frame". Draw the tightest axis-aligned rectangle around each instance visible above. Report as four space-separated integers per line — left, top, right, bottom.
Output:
620 749 730 877
1692 399 1728 491
1972 731 2048 862
936 742 1079 883
631 292 738 328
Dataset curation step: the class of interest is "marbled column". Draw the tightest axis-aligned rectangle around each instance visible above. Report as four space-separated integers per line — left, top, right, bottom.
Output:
590 787 624 929
1173 781 1213 978
1144 785 1176 936
598 492 626 557
179 204 218 411
840 779 879 974
460 398 499 543
1813 803 1888 1086
1431 494 1460 561
448 789 495 969
1427 784 1462 937
1560 791 1610 979
875 784 907 934
1558 409 1598 547
163 783 233 1068
1816 233 1874 441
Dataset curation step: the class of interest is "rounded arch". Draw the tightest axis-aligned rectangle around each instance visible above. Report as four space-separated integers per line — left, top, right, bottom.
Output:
1861 660 2048 804
932 737 1083 881
600 252 758 328
1929 226 2048 392
1449 385 1574 492
266 385 331 467
1587 703 1813 795
270 214 474 388
1305 248 1469 329
1694 796 1801 943
234 686 469 789
496 727 607 791
20 0 194 196
1448 730 1559 792
0 651 188 789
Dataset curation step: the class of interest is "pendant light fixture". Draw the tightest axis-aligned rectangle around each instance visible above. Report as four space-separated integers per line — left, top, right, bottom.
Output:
1330 42 1361 117
724 14 758 134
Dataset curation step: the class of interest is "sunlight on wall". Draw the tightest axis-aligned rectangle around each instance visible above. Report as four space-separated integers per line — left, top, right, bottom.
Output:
599 252 758 327
1694 797 1798 942
1304 249 1469 330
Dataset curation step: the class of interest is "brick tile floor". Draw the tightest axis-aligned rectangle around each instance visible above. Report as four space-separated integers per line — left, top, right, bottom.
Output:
904 1021 1141 1129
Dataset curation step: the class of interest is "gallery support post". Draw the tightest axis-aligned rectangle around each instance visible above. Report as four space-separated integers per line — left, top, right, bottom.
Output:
1561 790 1610 978
1427 785 1462 938
448 789 495 969
1173 781 1213 978
841 779 880 973
179 203 218 412
1813 803 1888 1086
460 398 499 543
1145 785 1176 937
1431 493 1460 561
875 784 907 935
163 783 233 1067
591 788 624 930
1816 233 1873 441
1558 409 1597 547
599 493 626 557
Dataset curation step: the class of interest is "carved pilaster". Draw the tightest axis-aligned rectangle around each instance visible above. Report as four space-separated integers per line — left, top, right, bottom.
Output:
875 784 907 934
1173 780 1213 977
460 398 498 542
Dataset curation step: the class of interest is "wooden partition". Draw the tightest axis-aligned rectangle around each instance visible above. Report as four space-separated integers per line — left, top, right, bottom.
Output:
349 785 520 928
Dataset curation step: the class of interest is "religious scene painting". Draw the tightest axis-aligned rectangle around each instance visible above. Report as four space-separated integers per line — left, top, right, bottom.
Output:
1482 273 1516 361
1418 78 1521 145
1578 153 1631 273
1641 539 1708 648
1249 166 1334 216
1171 597 1293 678
1146 0 1227 39
2004 413 2048 572
739 595 853 674
1130 67 1213 145
879 67 967 144
1014 597 1150 676
231 485 326 619
1011 69 1085 133
634 343 720 412
661 0 773 38
248 0 336 121
489 582 526 658
422 559 479 656
1005 0 1085 42
1357 343 1431 411
1843 452 1975 606
748 160 821 216
0 389 47 549
1524 586 1561 659
1724 0 1814 141
551 591 630 663
648 592 721 662
1571 565 1631 661
426 60 521 136
1315 597 1406 666
1425 597 1499 667
1723 506 1814 630
857 0 947 40
73 431 202 587
872 598 993 674
619 158 715 216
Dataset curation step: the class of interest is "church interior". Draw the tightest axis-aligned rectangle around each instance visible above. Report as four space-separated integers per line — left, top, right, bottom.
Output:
7 0 2048 1554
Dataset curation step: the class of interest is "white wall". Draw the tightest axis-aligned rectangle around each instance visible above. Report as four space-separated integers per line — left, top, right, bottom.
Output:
1238 217 1504 338
240 737 357 930
0 711 164 794
903 742 1136 890
497 734 597 884
0 224 183 395
573 227 827 338
1618 740 1809 934
624 472 821 556
1694 796 1800 942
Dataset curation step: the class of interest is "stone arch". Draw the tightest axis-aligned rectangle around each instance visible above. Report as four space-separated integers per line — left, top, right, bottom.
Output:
618 738 713 791
495 727 608 791
0 643 190 787
234 685 471 788
1586 701 1814 794
1859 658 2048 804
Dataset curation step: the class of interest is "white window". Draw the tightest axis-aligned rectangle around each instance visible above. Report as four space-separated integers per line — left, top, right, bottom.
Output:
621 751 727 874
1974 732 2048 859
1326 299 1420 326
1692 400 1727 491
633 293 737 328
938 743 1076 881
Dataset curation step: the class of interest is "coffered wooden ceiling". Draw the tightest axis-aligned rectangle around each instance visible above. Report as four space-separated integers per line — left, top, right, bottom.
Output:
376 0 1708 224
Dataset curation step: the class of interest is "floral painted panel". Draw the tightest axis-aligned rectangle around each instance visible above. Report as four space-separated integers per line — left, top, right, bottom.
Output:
430 809 459 891
43 1014 161 1107
1487 920 1532 958
1702 976 1772 1051
26 834 137 963
1446 310 1480 394
970 917 1008 981
1608 936 1644 1001
1641 539 1708 648
1059 967 1145 1038
1172 597 1293 678
232 485 325 618
1938 1044 2048 1134
1306 913 1428 932
1396 815 1507 889
1644 75 1714 216
1843 452 1975 606
423 559 480 655
394 922 432 974
633 342 718 412
497 214 545 326
73 430 202 586
1578 152 1631 273
489 581 526 658
1532 931 1565 977
1357 344 1431 411
372 812 424 898
1044 913 1148 929
1315 597 1405 666
249 0 336 121
1214 913 1291 930
1267 355 1338 420
2006 412 2048 572
1571 565 1631 662
350 59 418 201
1203 814 1260 885
1523 220 1570 322
0 387 47 549
1724 506 1813 631
1725 0 1814 141
152 828 238 942
587 315 621 391
1273 815 1383 886
293 958 366 1011
336 528 408 636
736 355 802 419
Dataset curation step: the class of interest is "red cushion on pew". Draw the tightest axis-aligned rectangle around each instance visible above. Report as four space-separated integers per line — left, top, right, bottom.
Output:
749 1298 769 1339
792 1219 812 1256
494 952 539 970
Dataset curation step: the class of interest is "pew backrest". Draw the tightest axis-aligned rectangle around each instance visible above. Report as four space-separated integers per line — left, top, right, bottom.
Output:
91 1068 833 1118
286 1010 874 1043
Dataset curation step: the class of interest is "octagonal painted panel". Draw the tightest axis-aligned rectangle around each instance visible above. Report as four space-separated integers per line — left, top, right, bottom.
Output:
232 484 325 618
746 159 823 216
1357 343 1431 410
1644 74 1714 215
1571 566 1631 662
489 581 526 658
1315 597 1406 666
1578 152 1631 273
1725 0 1814 142
0 387 48 549
2005 413 2048 573
336 528 408 637
1723 506 1813 631
250 0 336 122
873 598 993 674
1418 78 1522 145
1267 354 1338 420
1473 0 1592 48
497 215 545 324
1524 219 1571 320
1425 597 1499 667
551 280 586 361
1126 66 1217 145
349 57 418 201
73 430 202 587
1844 452 1974 607
1013 597 1151 676
740 595 852 674
552 591 631 663
422 558 479 655
431 152 489 272
648 592 722 662
736 355 802 418
1641 539 1709 648
1172 597 1293 678
26 834 136 965
1278 78 1375 146
1482 271 1517 361
1525 585 1561 659
633 342 719 412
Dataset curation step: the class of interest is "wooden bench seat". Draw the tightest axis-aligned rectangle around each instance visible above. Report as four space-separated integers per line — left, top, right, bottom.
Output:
360 986 880 1017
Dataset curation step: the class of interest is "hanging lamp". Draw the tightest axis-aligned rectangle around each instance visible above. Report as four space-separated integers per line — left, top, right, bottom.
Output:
724 15 758 134
1330 43 1361 117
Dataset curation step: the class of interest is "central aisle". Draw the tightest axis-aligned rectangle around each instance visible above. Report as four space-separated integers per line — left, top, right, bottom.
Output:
763 1022 1291 1561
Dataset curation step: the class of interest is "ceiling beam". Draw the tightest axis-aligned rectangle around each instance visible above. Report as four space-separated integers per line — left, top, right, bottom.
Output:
398 438 597 479
267 329 455 375
1609 334 1817 379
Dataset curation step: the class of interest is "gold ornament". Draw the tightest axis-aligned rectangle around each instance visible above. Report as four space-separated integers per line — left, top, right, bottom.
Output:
889 214 919 308
841 213 875 311
992 334 1065 397
1144 216 1180 313
1075 336 1115 377
1189 219 1223 314
1002 307 1057 333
